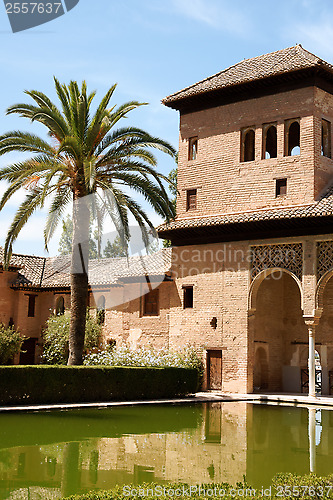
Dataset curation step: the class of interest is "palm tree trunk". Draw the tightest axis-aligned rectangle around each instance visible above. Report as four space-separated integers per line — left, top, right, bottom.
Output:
68 197 90 365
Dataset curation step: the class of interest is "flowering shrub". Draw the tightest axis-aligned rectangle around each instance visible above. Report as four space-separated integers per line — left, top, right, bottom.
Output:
42 310 101 365
84 345 203 374
0 324 23 365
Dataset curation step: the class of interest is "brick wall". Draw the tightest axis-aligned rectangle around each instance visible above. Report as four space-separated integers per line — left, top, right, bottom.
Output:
314 88 333 198
177 87 320 218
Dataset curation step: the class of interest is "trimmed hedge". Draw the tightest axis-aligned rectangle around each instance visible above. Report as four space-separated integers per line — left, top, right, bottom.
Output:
0 366 198 406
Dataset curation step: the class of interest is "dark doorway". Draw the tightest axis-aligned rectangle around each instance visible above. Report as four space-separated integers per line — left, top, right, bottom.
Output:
207 350 222 390
19 338 37 365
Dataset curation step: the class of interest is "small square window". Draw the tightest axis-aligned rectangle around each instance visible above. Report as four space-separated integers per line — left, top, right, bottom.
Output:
183 286 193 309
186 189 197 210
143 289 159 316
188 137 198 161
276 178 287 197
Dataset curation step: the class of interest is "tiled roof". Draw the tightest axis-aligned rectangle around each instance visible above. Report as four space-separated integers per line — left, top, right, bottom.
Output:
41 249 172 287
4 248 172 289
158 185 333 234
0 249 46 286
163 45 333 107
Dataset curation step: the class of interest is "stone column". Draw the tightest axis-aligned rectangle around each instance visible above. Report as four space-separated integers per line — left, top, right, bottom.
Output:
247 310 256 393
308 408 316 473
304 315 320 397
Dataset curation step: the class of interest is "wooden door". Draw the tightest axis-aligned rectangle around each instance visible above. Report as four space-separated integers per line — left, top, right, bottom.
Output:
207 350 222 390
205 403 222 442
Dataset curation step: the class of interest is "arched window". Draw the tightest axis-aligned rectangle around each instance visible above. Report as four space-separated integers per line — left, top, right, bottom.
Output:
263 124 277 159
97 295 105 325
322 119 331 158
241 128 255 162
188 137 198 160
285 120 300 156
55 296 65 315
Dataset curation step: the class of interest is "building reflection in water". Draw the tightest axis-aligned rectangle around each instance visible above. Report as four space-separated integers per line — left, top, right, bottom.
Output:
0 403 333 498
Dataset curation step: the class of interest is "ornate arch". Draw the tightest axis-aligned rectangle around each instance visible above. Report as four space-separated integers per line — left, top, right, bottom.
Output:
316 269 333 310
249 267 303 311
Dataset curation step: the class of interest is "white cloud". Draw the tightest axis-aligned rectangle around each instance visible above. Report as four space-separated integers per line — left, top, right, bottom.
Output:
169 0 250 36
286 17 333 61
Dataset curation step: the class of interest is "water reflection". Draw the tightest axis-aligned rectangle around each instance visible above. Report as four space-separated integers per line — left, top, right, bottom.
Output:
0 403 333 499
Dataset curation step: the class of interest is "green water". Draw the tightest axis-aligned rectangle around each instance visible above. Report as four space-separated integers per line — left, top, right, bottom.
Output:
0 402 332 499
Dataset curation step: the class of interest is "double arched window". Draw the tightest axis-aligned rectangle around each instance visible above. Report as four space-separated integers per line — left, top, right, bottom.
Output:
241 119 302 161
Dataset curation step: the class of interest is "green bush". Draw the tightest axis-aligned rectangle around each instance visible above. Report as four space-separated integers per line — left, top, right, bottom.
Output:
84 345 203 371
0 366 198 406
42 310 101 364
84 346 203 389
0 323 23 365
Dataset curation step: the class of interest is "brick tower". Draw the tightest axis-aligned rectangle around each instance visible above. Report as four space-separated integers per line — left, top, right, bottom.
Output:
159 45 333 395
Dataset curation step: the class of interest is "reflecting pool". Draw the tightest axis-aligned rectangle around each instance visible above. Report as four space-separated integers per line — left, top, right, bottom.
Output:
0 403 332 499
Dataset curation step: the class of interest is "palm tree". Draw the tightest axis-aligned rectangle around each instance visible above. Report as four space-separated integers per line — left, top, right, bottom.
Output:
0 79 176 364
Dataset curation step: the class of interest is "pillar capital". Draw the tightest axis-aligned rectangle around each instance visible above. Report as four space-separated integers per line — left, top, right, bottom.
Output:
303 317 317 327
303 310 322 326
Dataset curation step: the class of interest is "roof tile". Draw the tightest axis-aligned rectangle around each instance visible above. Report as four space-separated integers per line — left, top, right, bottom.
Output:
163 45 333 106
3 248 172 289
158 184 333 234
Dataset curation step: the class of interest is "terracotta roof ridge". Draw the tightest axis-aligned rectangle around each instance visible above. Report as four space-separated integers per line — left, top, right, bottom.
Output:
162 45 333 107
295 43 332 69
162 53 256 102
12 251 46 261
162 45 319 103
86 247 171 264
0 246 45 261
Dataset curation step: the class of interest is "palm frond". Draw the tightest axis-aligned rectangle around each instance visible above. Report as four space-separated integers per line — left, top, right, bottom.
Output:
0 131 54 156
107 101 147 128
44 188 72 248
0 78 176 265
54 77 71 124
3 189 44 266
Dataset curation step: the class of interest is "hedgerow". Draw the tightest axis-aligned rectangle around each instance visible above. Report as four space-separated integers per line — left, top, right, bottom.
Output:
0 366 198 405
63 474 333 499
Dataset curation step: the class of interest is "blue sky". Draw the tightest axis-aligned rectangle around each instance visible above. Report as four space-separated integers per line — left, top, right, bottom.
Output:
0 0 333 256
